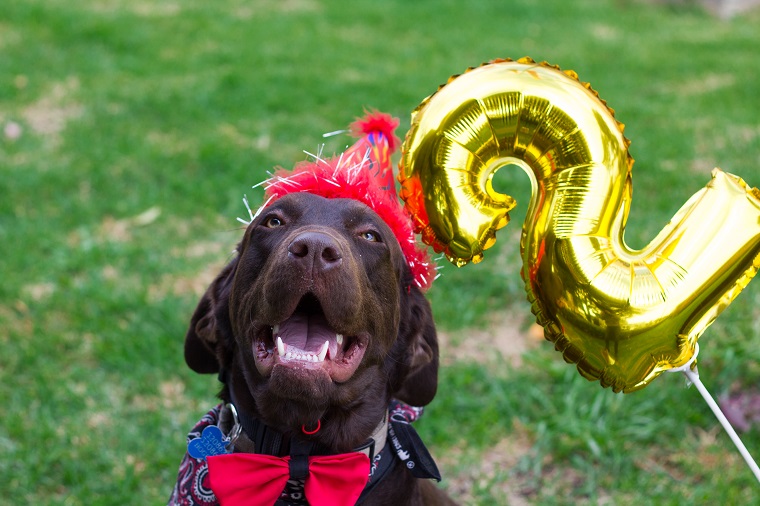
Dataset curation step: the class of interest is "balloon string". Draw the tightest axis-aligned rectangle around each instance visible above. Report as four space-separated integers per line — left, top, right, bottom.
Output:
680 367 760 485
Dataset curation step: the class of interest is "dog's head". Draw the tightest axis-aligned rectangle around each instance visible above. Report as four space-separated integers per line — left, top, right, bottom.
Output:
184 192 438 449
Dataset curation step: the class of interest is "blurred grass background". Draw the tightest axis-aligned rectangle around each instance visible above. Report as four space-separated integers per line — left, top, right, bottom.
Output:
2 0 760 504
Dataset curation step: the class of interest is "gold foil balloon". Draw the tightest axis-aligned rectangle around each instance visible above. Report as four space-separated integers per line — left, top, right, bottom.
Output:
399 57 760 392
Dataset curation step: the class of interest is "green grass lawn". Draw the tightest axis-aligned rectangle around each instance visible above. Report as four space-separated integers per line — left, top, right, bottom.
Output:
2 0 760 504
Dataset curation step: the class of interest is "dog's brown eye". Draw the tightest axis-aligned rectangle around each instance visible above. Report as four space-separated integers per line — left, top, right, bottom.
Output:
264 216 283 228
360 231 379 242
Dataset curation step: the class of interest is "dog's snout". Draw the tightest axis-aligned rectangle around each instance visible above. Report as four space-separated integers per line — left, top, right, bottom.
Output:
288 231 343 272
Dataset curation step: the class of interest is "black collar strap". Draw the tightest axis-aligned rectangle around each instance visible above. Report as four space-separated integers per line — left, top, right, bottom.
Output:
218 367 387 459
217 402 388 462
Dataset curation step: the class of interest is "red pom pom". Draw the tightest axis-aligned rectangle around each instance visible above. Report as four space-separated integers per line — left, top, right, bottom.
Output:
350 111 401 152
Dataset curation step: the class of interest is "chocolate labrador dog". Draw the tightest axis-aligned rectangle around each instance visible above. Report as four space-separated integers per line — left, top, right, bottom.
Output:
172 191 455 505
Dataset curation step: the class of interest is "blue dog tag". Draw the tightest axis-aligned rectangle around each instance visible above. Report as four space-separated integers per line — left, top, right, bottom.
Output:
187 425 230 460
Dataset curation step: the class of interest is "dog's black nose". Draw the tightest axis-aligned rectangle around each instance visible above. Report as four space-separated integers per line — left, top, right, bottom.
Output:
288 231 343 272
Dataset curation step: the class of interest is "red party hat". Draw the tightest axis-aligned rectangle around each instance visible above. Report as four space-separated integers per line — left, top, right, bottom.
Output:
260 111 435 290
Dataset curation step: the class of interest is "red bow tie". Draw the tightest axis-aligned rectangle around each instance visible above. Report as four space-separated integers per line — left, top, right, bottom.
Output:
206 451 370 506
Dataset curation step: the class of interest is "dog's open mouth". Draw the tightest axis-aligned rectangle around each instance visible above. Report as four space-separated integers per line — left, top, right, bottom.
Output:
252 293 369 383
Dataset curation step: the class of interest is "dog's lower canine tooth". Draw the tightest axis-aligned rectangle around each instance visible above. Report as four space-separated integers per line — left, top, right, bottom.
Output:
318 341 328 362
276 336 285 356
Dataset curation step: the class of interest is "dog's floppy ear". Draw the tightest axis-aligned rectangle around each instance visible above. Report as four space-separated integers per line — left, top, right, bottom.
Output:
391 283 439 407
184 258 238 374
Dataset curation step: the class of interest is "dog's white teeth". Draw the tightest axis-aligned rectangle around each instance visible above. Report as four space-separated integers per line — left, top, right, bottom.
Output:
276 336 285 356
336 334 343 346
272 324 280 335
318 341 329 362
278 342 327 362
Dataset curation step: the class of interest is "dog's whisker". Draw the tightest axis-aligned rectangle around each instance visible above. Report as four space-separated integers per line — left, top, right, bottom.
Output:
380 350 407 368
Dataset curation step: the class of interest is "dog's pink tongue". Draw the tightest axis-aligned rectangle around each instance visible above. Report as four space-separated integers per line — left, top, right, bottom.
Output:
278 313 335 353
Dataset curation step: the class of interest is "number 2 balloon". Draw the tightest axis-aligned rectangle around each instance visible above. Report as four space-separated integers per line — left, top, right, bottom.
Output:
399 57 760 392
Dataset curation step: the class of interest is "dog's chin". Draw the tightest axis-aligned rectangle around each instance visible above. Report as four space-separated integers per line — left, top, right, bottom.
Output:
266 363 333 401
